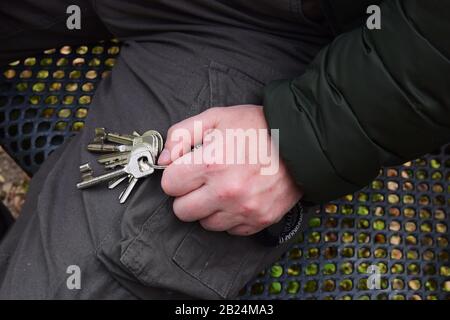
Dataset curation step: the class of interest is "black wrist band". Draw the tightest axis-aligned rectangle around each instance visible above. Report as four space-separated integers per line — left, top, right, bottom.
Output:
254 202 304 247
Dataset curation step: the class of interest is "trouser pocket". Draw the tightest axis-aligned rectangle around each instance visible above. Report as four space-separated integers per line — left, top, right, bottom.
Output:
117 196 292 299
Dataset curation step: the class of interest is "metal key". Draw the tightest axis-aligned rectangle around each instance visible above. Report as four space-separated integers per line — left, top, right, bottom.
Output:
79 163 93 181
77 167 129 189
139 130 163 152
87 143 132 153
106 132 137 145
77 128 167 203
104 158 130 170
119 177 139 203
93 127 107 143
77 144 155 189
108 175 129 189
119 176 138 203
118 154 155 202
94 131 144 167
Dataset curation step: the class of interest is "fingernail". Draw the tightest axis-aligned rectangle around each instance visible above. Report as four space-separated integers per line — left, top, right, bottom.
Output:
158 149 171 165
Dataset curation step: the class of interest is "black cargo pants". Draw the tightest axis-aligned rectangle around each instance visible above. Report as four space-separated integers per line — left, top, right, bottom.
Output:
0 0 332 298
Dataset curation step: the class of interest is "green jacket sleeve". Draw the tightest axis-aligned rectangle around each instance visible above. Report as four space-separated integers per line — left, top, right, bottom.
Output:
263 0 450 204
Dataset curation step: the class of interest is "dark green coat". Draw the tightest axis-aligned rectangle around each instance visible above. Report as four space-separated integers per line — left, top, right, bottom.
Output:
263 0 450 204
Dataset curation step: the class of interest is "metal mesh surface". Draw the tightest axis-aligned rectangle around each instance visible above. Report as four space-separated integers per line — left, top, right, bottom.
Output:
240 148 449 300
0 41 119 175
0 44 449 300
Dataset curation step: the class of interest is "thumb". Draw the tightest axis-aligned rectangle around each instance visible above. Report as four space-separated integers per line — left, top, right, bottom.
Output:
158 108 219 165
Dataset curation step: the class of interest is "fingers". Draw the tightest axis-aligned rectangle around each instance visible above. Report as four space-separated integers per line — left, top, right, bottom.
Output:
172 185 219 222
158 108 220 165
161 146 207 197
199 211 243 232
227 224 260 236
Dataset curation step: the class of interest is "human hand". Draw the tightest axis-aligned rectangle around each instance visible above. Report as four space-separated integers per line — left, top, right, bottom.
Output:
158 105 303 236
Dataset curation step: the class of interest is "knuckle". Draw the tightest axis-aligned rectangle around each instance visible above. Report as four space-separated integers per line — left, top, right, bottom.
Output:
240 200 259 216
219 183 244 200
167 124 178 137
257 213 274 227
218 187 237 200
204 107 223 121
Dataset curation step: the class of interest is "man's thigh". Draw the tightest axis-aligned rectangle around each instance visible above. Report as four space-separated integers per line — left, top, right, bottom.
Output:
0 39 206 298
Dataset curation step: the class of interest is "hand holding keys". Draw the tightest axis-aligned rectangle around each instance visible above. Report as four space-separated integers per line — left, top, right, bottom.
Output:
76 128 167 203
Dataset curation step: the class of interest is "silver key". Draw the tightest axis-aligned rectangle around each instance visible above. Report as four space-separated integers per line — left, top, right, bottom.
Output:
97 152 130 165
77 144 155 189
106 132 137 145
77 167 128 189
126 145 155 178
149 164 167 170
119 176 138 203
78 128 167 203
94 131 143 167
87 143 132 153
118 155 155 202
79 163 93 182
93 127 107 143
108 175 129 189
140 130 163 152
104 158 130 169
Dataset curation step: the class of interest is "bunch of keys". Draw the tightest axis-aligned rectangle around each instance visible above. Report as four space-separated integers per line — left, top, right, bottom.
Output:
76 128 167 203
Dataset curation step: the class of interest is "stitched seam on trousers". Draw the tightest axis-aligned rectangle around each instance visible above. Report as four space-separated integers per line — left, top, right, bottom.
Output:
92 0 100 15
209 61 265 87
119 196 170 278
122 237 144 275
188 81 210 117
95 216 123 254
169 227 222 298
224 247 251 297
208 61 265 107
172 225 226 298
122 243 155 289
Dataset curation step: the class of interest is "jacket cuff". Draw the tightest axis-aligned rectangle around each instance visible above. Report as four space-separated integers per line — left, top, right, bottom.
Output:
263 79 361 204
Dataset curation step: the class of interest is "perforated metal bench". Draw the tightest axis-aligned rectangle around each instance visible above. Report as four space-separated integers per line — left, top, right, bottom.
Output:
0 42 449 300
